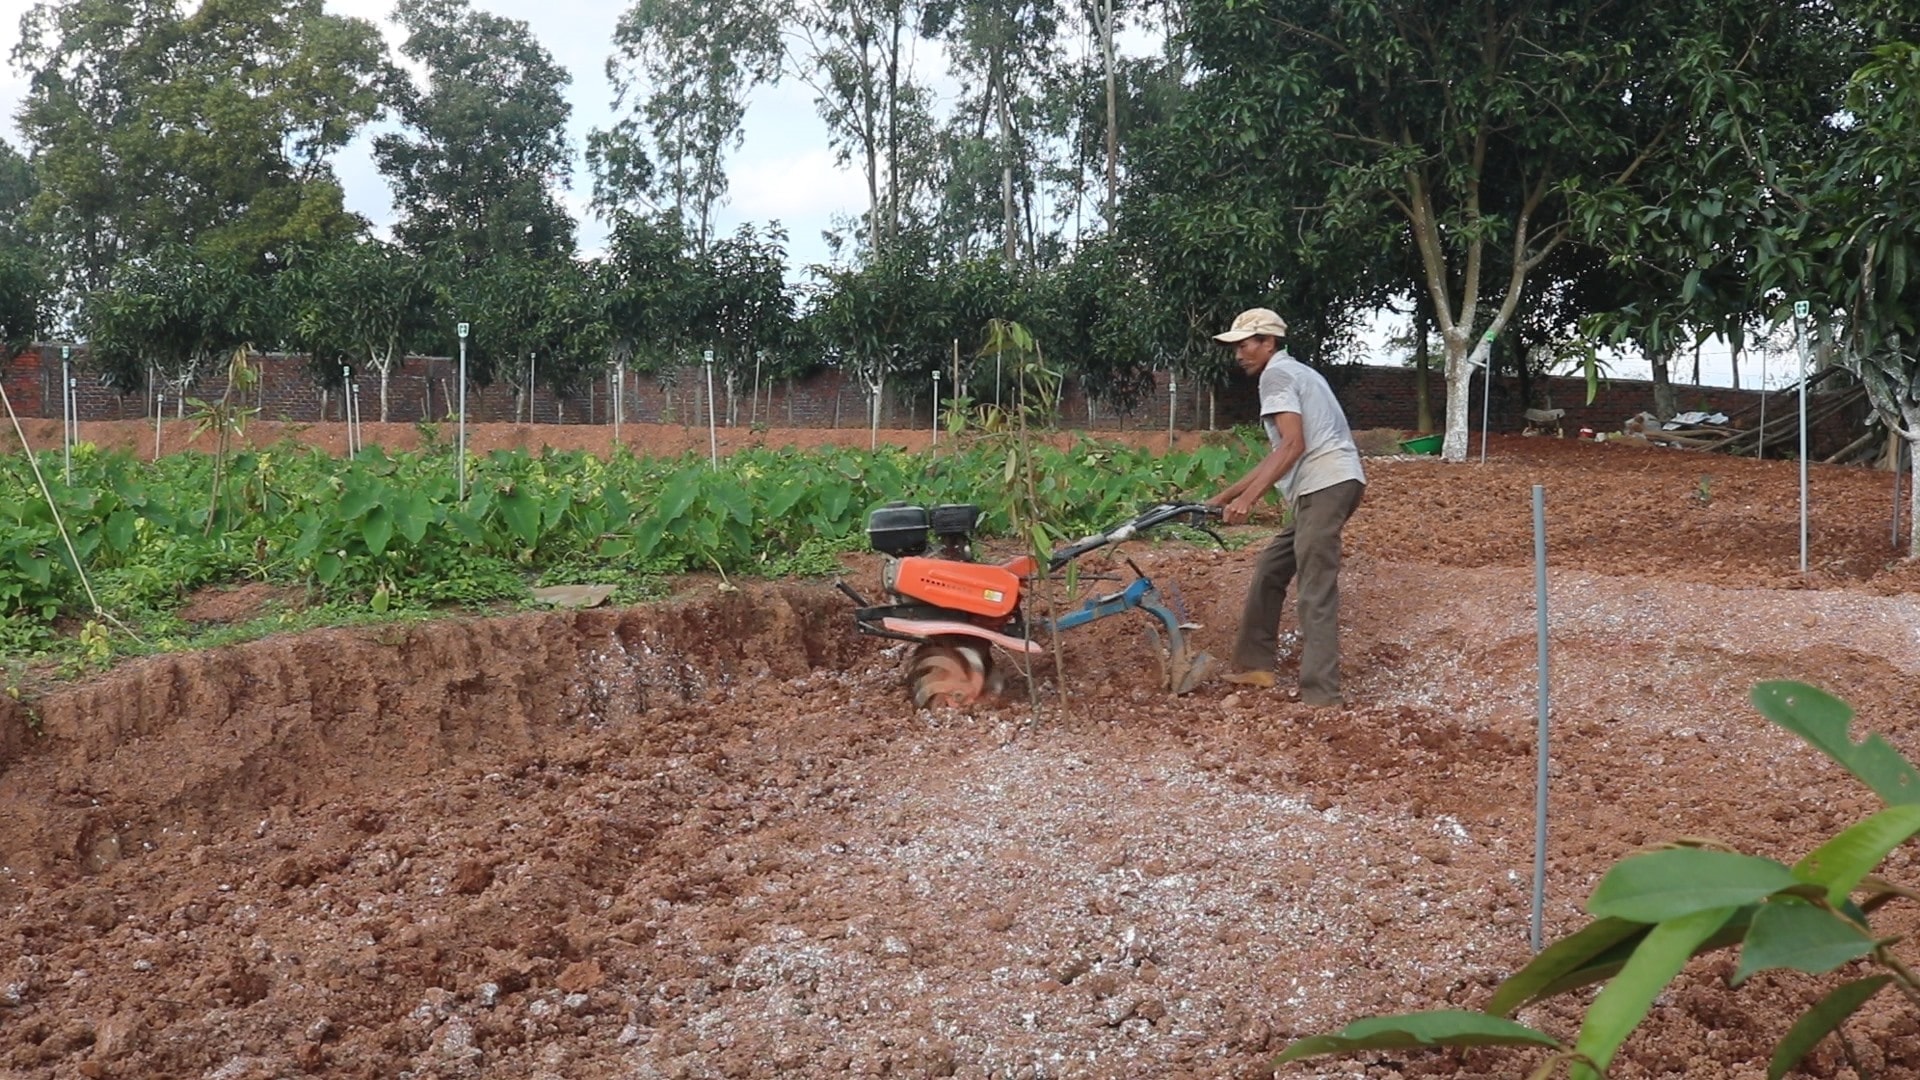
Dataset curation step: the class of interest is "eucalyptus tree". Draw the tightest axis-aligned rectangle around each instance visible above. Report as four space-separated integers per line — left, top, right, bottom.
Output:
787 0 939 256
924 0 1063 266
1164 0 1807 460
375 0 576 265
12 0 392 294
280 238 437 421
599 0 783 251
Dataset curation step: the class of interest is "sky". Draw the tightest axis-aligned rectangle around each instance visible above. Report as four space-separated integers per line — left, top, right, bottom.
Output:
0 0 1780 388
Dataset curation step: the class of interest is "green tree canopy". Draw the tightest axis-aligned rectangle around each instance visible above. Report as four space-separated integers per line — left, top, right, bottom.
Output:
12 0 393 293
374 0 577 265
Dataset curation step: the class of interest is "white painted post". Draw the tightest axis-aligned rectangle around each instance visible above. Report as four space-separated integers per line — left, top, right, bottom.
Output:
61 346 73 483
704 349 718 467
1794 301 1811 574
456 322 469 499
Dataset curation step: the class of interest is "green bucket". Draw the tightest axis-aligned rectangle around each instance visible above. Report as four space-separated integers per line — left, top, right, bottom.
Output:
1398 433 1444 456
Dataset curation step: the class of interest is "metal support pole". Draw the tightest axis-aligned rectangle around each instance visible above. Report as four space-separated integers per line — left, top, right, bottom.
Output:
1479 337 1494 465
1793 302 1810 574
61 348 73 483
456 323 469 500
1167 371 1177 448
931 368 940 447
154 394 164 460
1531 483 1551 952
705 349 718 467
613 361 624 450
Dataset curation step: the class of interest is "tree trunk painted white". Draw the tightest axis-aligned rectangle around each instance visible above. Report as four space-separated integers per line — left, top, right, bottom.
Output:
1439 331 1490 462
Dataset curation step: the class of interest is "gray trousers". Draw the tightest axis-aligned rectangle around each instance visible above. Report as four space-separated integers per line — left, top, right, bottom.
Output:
1231 479 1364 699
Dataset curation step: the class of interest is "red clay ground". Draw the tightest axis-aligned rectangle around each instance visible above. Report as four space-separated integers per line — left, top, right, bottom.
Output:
2 424 1919 1079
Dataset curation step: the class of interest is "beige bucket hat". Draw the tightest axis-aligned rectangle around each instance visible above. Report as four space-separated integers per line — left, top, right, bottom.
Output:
1212 307 1289 343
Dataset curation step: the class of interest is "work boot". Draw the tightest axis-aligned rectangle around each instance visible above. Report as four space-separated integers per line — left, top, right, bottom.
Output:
1300 690 1345 708
1222 669 1276 689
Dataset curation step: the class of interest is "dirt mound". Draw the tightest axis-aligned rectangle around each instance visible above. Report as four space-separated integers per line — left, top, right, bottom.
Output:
1 432 1917 1078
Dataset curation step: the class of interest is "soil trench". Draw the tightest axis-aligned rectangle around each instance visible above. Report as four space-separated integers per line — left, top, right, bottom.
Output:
2 431 1919 1079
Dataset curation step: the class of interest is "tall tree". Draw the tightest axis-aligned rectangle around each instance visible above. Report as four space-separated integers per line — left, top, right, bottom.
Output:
80 244 268 399
12 0 391 293
0 249 49 358
0 141 47 354
926 0 1063 265
1168 0 1797 460
600 0 783 251
601 211 704 373
279 238 436 420
694 224 795 422
788 0 936 257
1830 34 1920 555
375 0 576 265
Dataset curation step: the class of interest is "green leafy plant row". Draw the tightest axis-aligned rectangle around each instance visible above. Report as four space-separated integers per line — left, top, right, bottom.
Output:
0 437 1247 649
1277 681 1920 1080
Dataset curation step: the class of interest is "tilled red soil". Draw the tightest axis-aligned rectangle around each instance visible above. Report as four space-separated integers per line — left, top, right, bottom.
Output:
2 426 1918 1079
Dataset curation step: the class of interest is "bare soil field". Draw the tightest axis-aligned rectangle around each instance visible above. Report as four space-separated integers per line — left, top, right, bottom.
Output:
2 423 1918 1079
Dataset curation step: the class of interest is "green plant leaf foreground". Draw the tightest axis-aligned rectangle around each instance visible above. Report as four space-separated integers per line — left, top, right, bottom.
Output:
1587 849 1801 922
1271 1010 1561 1065
1751 681 1920 805
1487 917 1651 1016
1732 900 1875 985
1571 906 1738 1080
1793 805 1920 904
1768 976 1892 1080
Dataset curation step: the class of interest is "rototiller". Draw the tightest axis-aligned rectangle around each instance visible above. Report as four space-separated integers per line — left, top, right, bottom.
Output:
839 501 1225 707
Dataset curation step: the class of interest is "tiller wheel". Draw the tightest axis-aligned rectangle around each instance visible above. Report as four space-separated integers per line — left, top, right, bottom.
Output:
907 640 998 708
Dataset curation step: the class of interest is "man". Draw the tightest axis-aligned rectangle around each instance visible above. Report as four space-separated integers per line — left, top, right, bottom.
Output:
1206 308 1366 707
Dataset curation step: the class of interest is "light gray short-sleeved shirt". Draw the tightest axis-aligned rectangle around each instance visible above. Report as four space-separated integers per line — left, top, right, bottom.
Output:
1258 352 1367 502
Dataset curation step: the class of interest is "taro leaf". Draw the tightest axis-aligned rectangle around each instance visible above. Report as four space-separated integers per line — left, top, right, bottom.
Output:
15 547 49 586
1587 849 1799 923
630 516 665 562
708 477 752 526
763 478 807 519
105 508 136 552
315 550 342 584
1751 682 1920 806
656 469 702 523
361 505 393 557
496 488 541 547
1488 917 1649 1016
445 508 486 546
1272 1010 1560 1064
395 491 432 546
338 482 380 522
1571 906 1737 1080
1732 900 1875 986
1793 805 1920 904
1768 975 1892 1080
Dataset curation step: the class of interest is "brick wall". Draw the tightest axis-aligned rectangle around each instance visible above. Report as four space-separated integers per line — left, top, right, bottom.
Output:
4 345 1869 456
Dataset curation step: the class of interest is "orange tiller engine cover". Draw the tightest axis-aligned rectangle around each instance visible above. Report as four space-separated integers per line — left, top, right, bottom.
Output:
887 557 1023 618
